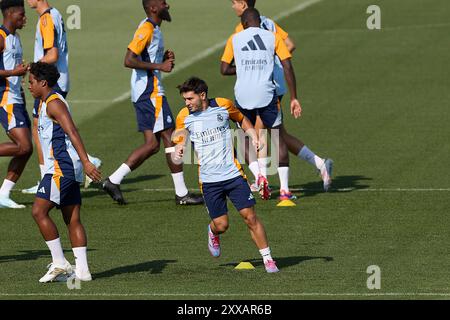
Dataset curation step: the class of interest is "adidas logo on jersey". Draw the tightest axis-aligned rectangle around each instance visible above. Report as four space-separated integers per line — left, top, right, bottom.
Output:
241 35 267 51
38 187 46 194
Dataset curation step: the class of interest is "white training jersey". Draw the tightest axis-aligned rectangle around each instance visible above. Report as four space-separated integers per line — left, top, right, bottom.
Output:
174 98 246 184
128 18 166 103
38 92 83 183
221 27 291 110
0 25 24 105
34 8 70 93
235 16 289 96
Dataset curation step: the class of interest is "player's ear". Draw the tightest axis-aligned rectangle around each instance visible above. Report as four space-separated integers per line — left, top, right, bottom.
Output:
200 92 207 101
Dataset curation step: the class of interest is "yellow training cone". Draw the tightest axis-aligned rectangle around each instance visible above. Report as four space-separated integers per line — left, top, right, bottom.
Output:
235 262 255 270
277 199 296 207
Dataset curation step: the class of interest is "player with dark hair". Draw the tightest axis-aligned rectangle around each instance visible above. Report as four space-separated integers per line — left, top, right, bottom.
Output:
228 1 333 198
102 0 203 206
28 62 101 283
0 0 33 209
174 77 279 273
22 0 102 194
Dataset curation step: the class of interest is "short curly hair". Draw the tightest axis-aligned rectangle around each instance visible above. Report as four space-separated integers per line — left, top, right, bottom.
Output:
30 62 60 88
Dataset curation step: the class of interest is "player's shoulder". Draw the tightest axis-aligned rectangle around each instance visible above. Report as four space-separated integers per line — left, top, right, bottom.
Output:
136 18 155 34
176 107 190 119
0 26 9 39
234 22 244 34
212 98 234 109
260 15 276 31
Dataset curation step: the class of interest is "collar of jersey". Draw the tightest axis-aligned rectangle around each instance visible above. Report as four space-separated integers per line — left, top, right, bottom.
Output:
43 91 57 104
40 7 52 17
146 18 158 28
0 25 11 36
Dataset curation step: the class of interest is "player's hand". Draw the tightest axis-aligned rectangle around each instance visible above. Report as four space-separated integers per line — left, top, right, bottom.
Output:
11 63 28 77
83 161 102 183
164 50 175 61
290 99 302 119
160 58 175 73
174 144 185 161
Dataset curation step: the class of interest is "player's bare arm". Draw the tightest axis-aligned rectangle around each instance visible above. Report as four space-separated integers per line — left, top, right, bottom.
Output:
124 49 174 73
40 47 58 64
239 116 262 152
46 99 102 182
280 58 302 119
284 36 296 53
220 61 236 76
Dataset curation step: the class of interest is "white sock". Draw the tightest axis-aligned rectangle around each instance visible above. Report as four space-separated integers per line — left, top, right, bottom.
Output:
72 247 89 273
39 165 46 179
172 172 188 197
248 161 260 182
109 163 131 185
259 247 273 264
0 179 15 198
298 146 325 170
45 238 66 266
277 167 289 192
258 157 269 178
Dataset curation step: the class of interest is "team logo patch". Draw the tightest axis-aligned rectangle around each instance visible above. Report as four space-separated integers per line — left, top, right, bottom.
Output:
217 114 224 122
167 116 173 124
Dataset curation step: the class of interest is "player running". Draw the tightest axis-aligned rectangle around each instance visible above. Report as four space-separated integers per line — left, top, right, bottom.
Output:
228 1 333 198
23 0 101 194
28 62 101 283
0 0 32 209
173 77 279 273
102 0 203 206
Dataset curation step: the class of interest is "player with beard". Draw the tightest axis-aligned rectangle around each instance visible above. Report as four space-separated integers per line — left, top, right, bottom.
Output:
102 0 203 206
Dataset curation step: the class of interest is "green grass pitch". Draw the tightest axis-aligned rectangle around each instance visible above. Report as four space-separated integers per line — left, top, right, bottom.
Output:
0 0 449 299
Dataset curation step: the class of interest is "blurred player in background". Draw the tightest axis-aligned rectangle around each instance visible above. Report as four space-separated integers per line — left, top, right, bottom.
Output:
0 0 32 209
23 0 102 194
102 0 203 206
229 0 333 198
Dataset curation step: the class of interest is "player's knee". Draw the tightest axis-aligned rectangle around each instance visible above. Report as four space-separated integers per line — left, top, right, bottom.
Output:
244 213 258 228
31 205 46 221
215 221 229 233
144 140 160 156
17 142 33 157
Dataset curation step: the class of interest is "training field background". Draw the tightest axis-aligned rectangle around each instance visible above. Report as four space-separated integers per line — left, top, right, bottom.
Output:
1 0 449 300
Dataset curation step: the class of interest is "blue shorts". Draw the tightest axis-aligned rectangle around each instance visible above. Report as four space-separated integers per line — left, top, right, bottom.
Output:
0 104 31 132
33 88 67 118
36 174 82 208
201 176 256 220
236 95 282 128
134 96 175 133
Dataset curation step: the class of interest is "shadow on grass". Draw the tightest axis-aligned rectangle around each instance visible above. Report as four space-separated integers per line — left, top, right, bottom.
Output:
93 260 177 279
0 249 96 263
281 175 372 198
220 255 333 269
